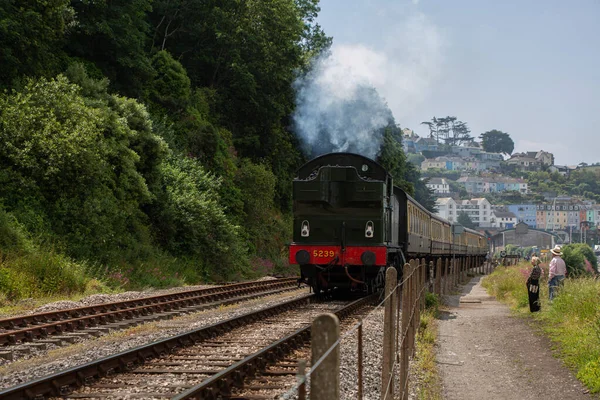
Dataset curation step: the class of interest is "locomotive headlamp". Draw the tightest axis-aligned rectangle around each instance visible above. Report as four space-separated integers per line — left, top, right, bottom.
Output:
365 221 374 238
301 220 310 237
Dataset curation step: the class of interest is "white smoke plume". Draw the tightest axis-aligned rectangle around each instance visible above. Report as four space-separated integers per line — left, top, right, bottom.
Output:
293 47 392 159
292 11 443 159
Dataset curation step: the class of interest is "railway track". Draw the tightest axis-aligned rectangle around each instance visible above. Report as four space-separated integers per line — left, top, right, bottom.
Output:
0 278 300 362
0 293 376 400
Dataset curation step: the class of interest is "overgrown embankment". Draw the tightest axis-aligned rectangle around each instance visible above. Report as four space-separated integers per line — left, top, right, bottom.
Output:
482 264 600 393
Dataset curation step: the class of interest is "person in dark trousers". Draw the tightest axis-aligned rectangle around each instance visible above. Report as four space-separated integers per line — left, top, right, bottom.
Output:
526 254 543 312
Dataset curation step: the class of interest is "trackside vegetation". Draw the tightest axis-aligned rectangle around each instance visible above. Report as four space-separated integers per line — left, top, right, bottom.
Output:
482 264 600 393
0 1 437 305
411 292 443 400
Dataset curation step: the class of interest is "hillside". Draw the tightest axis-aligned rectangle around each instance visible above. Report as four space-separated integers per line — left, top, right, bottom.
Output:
0 1 435 301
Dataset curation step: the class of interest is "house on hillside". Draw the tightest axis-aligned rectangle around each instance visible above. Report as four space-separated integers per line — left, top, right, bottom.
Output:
507 204 537 228
426 177 450 194
457 176 484 193
421 158 447 171
506 150 554 171
435 197 457 222
402 129 419 154
506 153 540 170
414 137 440 153
536 199 582 230
455 198 492 227
451 146 481 158
490 210 517 228
457 176 528 194
549 164 576 177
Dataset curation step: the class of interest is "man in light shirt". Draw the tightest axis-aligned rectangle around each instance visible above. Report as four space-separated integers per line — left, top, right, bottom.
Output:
548 245 567 301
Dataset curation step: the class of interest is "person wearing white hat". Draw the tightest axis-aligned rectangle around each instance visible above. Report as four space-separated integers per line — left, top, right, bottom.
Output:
548 245 567 301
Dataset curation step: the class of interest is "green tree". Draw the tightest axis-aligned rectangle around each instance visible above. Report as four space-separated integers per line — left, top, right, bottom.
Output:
151 154 248 279
407 153 425 166
0 74 166 260
0 0 73 88
479 130 514 155
421 116 473 146
457 211 476 229
149 0 324 209
377 124 437 212
147 50 191 113
377 124 413 194
66 0 153 97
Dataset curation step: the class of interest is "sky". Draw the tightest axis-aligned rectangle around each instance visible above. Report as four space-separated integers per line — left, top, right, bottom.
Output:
315 0 600 166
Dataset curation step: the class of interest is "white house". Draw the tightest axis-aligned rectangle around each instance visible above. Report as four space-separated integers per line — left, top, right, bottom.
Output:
490 210 518 228
426 177 450 194
455 198 492 227
435 197 457 223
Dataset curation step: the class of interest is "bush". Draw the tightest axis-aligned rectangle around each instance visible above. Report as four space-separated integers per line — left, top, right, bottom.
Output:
150 154 249 280
0 251 87 299
578 359 600 393
0 206 34 254
425 292 439 310
561 243 598 276
0 74 167 263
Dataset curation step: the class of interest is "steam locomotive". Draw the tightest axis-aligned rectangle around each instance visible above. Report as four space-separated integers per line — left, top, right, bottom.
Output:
289 153 489 294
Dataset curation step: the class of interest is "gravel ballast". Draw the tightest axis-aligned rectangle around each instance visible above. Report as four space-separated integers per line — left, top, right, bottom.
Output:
0 288 309 390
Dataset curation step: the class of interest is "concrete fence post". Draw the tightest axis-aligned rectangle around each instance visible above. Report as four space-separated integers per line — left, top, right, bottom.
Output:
311 313 340 400
381 267 397 400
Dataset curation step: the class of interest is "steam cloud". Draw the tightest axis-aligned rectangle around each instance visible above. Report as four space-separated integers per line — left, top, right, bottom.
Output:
292 11 443 160
293 47 393 159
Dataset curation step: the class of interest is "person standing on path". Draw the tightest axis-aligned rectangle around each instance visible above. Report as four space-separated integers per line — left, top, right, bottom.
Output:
526 254 543 312
548 245 567 301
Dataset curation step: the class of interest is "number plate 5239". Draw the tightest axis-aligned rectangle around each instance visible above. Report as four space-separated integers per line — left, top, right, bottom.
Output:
313 250 335 258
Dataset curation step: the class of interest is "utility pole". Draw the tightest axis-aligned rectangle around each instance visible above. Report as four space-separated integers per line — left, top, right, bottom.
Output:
570 225 573 244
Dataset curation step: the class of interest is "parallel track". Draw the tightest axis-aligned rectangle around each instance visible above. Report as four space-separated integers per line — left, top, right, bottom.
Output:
0 293 376 400
0 279 299 347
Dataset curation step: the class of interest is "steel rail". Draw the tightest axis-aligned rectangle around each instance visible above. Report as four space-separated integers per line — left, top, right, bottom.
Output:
174 293 378 400
0 278 299 346
0 294 314 400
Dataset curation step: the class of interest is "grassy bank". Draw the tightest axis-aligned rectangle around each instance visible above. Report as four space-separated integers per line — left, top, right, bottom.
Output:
411 293 443 400
482 264 600 393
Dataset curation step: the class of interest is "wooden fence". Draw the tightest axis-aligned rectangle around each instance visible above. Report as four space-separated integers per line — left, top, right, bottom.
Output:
284 256 495 400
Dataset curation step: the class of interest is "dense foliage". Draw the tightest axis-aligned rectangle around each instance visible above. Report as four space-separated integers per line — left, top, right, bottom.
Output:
560 243 598 276
523 169 600 203
0 1 431 300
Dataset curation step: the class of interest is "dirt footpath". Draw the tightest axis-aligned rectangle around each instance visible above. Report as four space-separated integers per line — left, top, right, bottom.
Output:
437 276 595 400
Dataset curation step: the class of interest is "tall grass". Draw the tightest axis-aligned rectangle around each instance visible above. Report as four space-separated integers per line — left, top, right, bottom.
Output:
482 264 600 393
413 292 443 400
